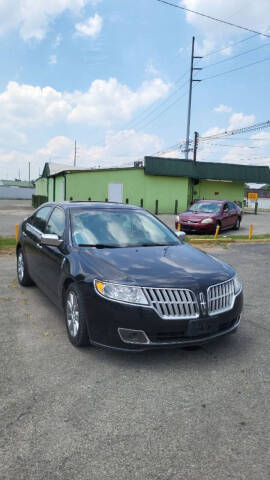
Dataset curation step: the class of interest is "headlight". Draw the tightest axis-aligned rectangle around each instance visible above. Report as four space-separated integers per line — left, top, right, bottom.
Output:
94 280 149 305
201 218 214 224
233 275 242 294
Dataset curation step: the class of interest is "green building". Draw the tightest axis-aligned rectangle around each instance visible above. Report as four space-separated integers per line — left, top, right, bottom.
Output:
35 157 270 214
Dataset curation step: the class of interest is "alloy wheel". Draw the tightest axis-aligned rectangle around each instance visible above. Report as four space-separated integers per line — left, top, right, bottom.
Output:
17 252 24 282
66 291 80 337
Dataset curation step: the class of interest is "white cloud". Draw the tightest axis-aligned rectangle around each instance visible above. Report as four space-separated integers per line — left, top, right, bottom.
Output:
146 62 160 76
75 13 103 38
228 112 255 130
0 130 163 179
0 0 95 41
214 104 232 113
0 81 71 127
181 1 270 55
49 55 57 65
52 33 62 48
0 78 171 129
68 78 171 126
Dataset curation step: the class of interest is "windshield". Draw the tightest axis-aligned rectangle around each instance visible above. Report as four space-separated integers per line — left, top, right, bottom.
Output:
71 209 180 247
188 202 221 214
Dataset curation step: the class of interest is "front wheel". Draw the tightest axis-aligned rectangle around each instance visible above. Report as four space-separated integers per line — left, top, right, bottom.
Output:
233 217 241 230
65 283 90 347
17 249 34 286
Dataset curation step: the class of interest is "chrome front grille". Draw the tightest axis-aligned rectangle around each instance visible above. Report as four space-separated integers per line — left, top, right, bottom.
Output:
143 287 199 319
207 279 235 315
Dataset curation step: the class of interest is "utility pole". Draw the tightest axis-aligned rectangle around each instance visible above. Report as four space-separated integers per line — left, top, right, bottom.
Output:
28 162 31 182
193 131 199 163
185 36 202 160
74 140 77 167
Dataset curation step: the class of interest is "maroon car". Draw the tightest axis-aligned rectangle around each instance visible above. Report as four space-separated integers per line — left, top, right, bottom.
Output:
175 200 242 234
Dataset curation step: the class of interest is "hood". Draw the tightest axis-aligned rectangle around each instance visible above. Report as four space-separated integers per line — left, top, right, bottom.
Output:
78 243 235 291
180 210 219 221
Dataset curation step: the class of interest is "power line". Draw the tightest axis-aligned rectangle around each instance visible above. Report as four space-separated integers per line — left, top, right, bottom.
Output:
202 55 270 81
202 34 259 59
199 121 270 142
203 40 270 70
126 78 189 130
135 89 189 130
155 0 270 38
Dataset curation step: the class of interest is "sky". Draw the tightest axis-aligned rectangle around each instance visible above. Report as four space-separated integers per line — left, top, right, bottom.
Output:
0 0 270 180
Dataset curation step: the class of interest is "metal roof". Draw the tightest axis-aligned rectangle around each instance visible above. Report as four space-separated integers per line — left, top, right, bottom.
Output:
144 156 270 184
41 162 84 178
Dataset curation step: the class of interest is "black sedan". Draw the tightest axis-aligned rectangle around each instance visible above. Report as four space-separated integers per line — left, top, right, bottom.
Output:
16 202 243 351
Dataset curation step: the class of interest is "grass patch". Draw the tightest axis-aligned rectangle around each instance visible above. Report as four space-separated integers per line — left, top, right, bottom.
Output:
0 236 16 248
185 234 270 243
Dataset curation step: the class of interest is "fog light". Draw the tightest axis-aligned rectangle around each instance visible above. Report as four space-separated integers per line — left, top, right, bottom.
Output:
118 328 150 345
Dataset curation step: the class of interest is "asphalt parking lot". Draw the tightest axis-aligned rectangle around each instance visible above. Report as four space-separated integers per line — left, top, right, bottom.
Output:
0 200 33 236
1 244 269 480
0 199 269 237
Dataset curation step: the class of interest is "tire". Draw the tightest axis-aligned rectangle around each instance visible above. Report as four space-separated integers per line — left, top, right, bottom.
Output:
17 248 34 286
64 283 90 347
233 217 241 231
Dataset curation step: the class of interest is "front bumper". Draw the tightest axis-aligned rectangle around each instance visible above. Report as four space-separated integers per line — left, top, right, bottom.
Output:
81 284 243 351
176 221 216 234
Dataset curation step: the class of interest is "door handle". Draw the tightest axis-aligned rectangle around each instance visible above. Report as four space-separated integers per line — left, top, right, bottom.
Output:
37 243 43 249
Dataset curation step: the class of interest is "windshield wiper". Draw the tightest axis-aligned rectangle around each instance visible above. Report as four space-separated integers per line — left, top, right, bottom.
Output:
140 242 178 247
78 244 119 249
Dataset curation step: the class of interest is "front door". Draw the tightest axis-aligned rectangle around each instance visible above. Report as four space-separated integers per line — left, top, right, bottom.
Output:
37 207 66 304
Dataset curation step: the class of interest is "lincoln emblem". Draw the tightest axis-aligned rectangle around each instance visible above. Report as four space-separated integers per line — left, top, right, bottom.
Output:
199 292 207 315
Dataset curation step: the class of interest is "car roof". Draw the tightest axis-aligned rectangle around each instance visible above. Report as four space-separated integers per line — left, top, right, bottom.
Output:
42 201 142 210
194 200 226 204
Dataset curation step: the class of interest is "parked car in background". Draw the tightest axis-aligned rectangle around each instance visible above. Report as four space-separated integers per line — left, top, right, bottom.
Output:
16 202 243 351
175 200 242 234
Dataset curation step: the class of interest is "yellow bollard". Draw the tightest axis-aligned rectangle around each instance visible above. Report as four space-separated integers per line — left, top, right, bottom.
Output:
15 224 19 243
177 222 181 232
249 224 254 240
214 224 220 240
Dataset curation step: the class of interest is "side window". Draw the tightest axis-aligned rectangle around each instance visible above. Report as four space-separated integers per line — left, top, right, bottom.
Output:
45 208 65 237
229 202 235 210
30 206 52 233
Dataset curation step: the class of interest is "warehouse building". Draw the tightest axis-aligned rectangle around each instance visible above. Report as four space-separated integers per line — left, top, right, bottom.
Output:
0 179 34 199
35 157 270 214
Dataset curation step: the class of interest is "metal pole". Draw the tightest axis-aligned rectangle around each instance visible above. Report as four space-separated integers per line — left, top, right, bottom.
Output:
185 36 195 161
28 162 31 182
74 140 77 167
193 131 199 163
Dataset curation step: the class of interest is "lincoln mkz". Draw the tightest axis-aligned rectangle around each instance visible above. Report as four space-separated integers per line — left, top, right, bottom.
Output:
17 202 243 351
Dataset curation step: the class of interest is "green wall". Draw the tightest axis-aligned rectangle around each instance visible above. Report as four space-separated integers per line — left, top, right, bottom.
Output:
193 179 245 204
64 169 189 213
46 169 245 212
35 177 48 196
55 176 65 201
48 177 54 201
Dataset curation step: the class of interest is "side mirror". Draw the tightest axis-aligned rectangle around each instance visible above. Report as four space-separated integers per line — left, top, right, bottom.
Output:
40 233 63 247
175 231 186 240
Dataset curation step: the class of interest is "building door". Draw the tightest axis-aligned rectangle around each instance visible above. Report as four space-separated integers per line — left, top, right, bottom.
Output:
108 183 123 203
59 178 65 201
